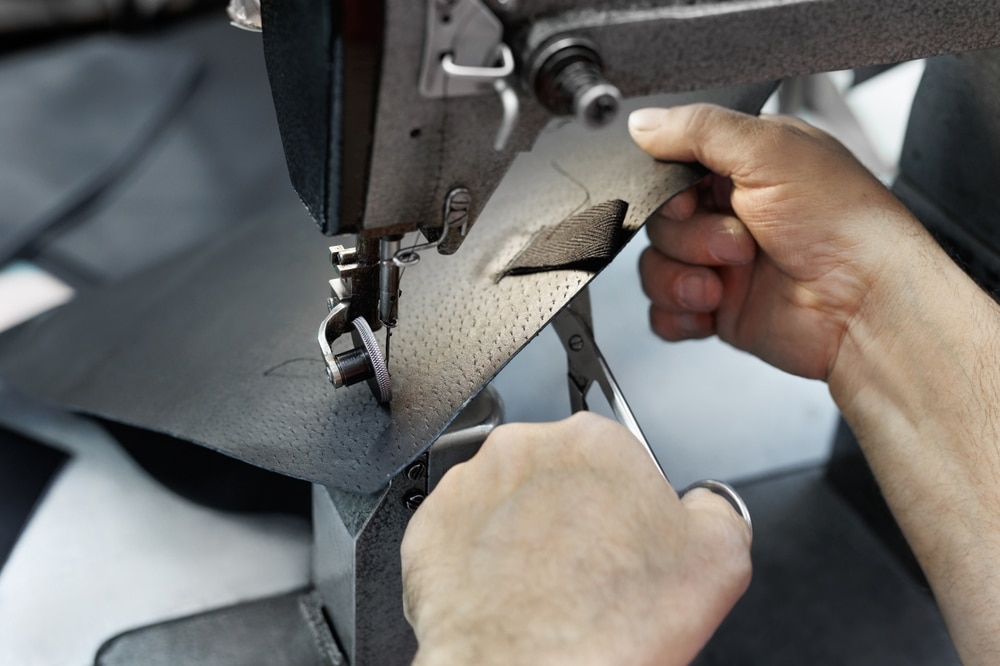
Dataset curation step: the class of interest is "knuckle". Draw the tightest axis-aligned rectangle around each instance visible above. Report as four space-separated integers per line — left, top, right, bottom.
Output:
638 245 659 280
479 423 531 461
681 103 717 141
650 308 683 341
564 410 611 435
564 412 628 450
641 271 672 306
644 212 666 244
706 526 752 592
723 538 753 592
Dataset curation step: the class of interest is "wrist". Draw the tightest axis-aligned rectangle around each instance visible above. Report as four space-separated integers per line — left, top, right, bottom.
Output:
827 220 999 431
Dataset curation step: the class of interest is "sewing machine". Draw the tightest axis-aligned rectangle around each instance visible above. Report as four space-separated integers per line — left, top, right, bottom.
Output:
239 0 1000 408
233 1 1000 663
2 1 1000 664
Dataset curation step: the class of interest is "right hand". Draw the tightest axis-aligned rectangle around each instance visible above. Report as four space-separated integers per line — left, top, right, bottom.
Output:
630 104 931 381
402 413 752 666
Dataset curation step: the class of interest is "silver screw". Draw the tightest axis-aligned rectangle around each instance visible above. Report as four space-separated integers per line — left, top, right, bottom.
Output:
404 491 426 511
568 334 584 352
406 461 427 481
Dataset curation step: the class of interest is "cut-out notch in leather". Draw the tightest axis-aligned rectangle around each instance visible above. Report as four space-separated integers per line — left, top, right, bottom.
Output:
501 199 630 278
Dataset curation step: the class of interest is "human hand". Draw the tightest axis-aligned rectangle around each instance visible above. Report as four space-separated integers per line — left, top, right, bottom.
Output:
401 413 752 666
630 104 929 381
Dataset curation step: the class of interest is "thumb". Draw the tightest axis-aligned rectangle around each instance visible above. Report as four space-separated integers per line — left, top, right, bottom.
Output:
680 485 753 550
676 484 755 636
628 104 771 183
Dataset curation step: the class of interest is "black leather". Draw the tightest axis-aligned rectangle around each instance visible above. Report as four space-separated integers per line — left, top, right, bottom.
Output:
95 590 343 666
894 49 1000 297
0 36 200 271
694 469 958 665
0 427 68 573
0 17 301 287
105 420 311 517
261 0 339 233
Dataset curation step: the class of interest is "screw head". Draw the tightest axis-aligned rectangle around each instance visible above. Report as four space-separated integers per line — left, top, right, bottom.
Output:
568 334 584 352
404 491 426 511
406 461 427 480
586 93 619 127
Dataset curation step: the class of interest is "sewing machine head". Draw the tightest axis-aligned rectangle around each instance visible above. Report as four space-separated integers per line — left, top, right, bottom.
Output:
229 0 1000 405
234 0 644 402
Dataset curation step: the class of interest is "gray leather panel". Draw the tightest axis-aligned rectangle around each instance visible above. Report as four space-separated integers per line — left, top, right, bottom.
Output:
0 83 774 493
95 590 343 666
0 37 199 268
32 19 300 286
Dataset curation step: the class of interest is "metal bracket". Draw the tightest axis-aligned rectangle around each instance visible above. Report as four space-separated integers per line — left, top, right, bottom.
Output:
418 0 520 151
419 0 507 98
318 246 357 376
318 245 392 402
226 0 261 31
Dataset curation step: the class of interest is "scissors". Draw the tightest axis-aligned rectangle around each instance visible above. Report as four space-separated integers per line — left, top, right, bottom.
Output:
553 287 753 539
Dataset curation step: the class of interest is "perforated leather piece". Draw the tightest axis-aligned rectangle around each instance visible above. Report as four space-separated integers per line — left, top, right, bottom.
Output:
0 83 775 493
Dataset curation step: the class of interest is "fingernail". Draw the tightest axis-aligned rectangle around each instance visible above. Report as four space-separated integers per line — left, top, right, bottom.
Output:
708 228 748 264
678 274 707 309
628 108 668 133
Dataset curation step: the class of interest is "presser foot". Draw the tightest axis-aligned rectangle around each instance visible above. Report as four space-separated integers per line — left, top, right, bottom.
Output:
318 242 394 404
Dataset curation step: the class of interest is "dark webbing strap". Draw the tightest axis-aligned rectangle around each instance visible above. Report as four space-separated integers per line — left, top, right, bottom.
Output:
502 200 631 277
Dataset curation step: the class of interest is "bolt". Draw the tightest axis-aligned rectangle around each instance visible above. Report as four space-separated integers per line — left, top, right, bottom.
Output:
581 89 620 127
568 334 584 352
404 490 426 511
331 347 374 388
531 39 622 130
406 461 427 480
444 187 472 231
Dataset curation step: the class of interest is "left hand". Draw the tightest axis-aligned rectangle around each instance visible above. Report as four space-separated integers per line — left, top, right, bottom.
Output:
629 104 921 381
401 412 752 666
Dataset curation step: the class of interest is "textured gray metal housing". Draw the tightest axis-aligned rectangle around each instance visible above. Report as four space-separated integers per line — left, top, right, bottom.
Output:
266 0 1000 240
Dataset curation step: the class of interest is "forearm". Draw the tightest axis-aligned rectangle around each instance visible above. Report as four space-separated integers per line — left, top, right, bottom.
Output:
830 225 1000 664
